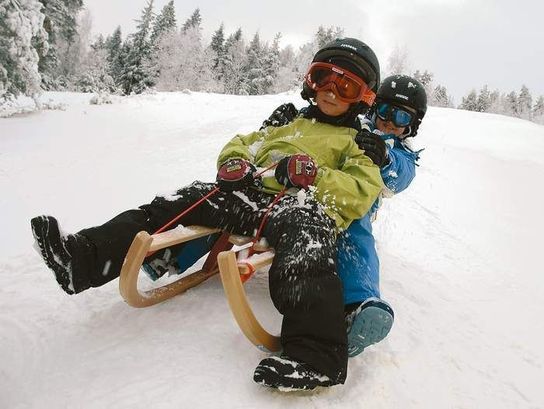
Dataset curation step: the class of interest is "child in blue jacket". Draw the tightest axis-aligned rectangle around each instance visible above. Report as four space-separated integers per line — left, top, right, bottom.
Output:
340 74 427 356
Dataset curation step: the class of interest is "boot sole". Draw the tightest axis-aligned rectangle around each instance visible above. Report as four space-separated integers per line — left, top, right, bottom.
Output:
31 216 75 294
347 305 393 357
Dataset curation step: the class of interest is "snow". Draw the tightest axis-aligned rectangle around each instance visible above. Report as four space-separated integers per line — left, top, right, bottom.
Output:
1 91 544 408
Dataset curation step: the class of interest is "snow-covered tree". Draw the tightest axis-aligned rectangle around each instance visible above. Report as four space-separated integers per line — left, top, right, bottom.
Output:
258 33 281 94
242 32 265 95
386 45 409 76
37 0 83 89
487 89 506 115
181 8 201 32
475 85 491 112
505 91 518 117
431 85 453 108
294 42 315 79
222 28 246 94
272 44 299 93
314 25 344 48
518 85 532 120
155 25 217 92
533 95 544 124
413 69 434 101
147 0 176 85
0 0 48 101
209 23 225 78
150 0 176 47
104 26 123 85
459 89 478 111
118 0 155 94
75 45 115 93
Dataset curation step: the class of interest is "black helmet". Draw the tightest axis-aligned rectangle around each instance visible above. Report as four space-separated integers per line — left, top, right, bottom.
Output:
302 37 381 110
374 74 427 137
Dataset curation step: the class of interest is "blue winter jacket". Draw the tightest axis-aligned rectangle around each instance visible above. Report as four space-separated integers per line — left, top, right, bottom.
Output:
365 118 420 217
338 117 421 304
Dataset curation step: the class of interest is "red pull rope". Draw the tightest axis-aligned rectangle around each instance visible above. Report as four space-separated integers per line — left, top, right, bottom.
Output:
146 160 281 258
152 187 220 235
248 187 287 257
152 160 280 236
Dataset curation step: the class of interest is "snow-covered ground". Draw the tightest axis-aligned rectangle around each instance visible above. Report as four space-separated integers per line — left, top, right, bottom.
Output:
1 91 543 409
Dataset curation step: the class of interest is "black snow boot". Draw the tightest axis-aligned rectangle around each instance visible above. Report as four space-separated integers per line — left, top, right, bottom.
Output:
253 355 338 391
31 215 91 295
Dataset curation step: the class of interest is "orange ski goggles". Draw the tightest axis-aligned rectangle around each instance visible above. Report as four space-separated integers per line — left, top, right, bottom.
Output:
304 62 376 105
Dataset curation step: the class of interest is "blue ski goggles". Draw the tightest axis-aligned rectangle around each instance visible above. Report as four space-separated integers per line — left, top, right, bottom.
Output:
376 102 415 128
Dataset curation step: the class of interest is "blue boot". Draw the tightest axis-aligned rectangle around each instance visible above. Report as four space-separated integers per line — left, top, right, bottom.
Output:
346 297 394 357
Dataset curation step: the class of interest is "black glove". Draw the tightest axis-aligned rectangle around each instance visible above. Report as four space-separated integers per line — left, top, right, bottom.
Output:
355 130 389 167
216 159 260 191
274 154 318 190
260 103 299 129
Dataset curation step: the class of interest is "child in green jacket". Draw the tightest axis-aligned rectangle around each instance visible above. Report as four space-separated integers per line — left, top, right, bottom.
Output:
31 38 383 391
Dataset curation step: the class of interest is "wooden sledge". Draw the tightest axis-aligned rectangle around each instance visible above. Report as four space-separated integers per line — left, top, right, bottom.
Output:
119 225 281 352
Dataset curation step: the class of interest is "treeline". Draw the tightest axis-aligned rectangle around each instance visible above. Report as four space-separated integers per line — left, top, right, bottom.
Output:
1 0 543 125
0 0 343 100
459 85 544 124
385 46 544 125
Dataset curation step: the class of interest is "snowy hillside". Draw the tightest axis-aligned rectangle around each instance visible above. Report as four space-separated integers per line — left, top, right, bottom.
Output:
1 91 543 409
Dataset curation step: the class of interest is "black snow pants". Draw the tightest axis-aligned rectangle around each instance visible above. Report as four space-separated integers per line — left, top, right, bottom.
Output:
74 181 348 382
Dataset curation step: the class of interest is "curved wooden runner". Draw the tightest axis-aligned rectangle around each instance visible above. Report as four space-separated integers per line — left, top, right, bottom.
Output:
119 226 221 308
119 226 281 352
217 250 280 352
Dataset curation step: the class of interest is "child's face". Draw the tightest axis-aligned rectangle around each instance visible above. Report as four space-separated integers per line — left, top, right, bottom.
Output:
315 90 351 117
375 104 417 138
375 117 406 137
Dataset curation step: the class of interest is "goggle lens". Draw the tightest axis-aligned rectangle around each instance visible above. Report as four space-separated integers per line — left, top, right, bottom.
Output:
376 103 414 127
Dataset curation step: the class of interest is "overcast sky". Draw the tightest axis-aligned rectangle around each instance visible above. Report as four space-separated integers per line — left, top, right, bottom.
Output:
84 0 544 103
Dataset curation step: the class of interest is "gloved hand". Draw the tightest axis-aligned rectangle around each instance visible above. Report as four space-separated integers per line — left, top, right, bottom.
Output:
274 154 318 190
260 103 299 129
354 129 389 167
216 158 260 191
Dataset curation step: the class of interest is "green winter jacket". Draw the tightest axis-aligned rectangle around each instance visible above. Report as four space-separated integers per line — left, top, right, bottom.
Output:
217 117 383 231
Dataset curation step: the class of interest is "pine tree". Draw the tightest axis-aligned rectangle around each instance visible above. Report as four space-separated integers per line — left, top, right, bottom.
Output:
243 32 264 95
273 45 299 93
506 91 518 117
476 85 491 112
488 89 503 114
118 0 155 95
532 95 544 124
259 33 281 94
413 69 434 100
459 89 478 111
0 0 48 101
104 27 123 87
37 0 84 89
182 8 201 32
155 19 217 92
518 85 532 120
210 23 225 76
75 46 115 93
150 0 176 47
222 28 246 94
431 85 452 108
314 26 343 49
93 34 106 51
387 45 409 76
147 0 176 84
